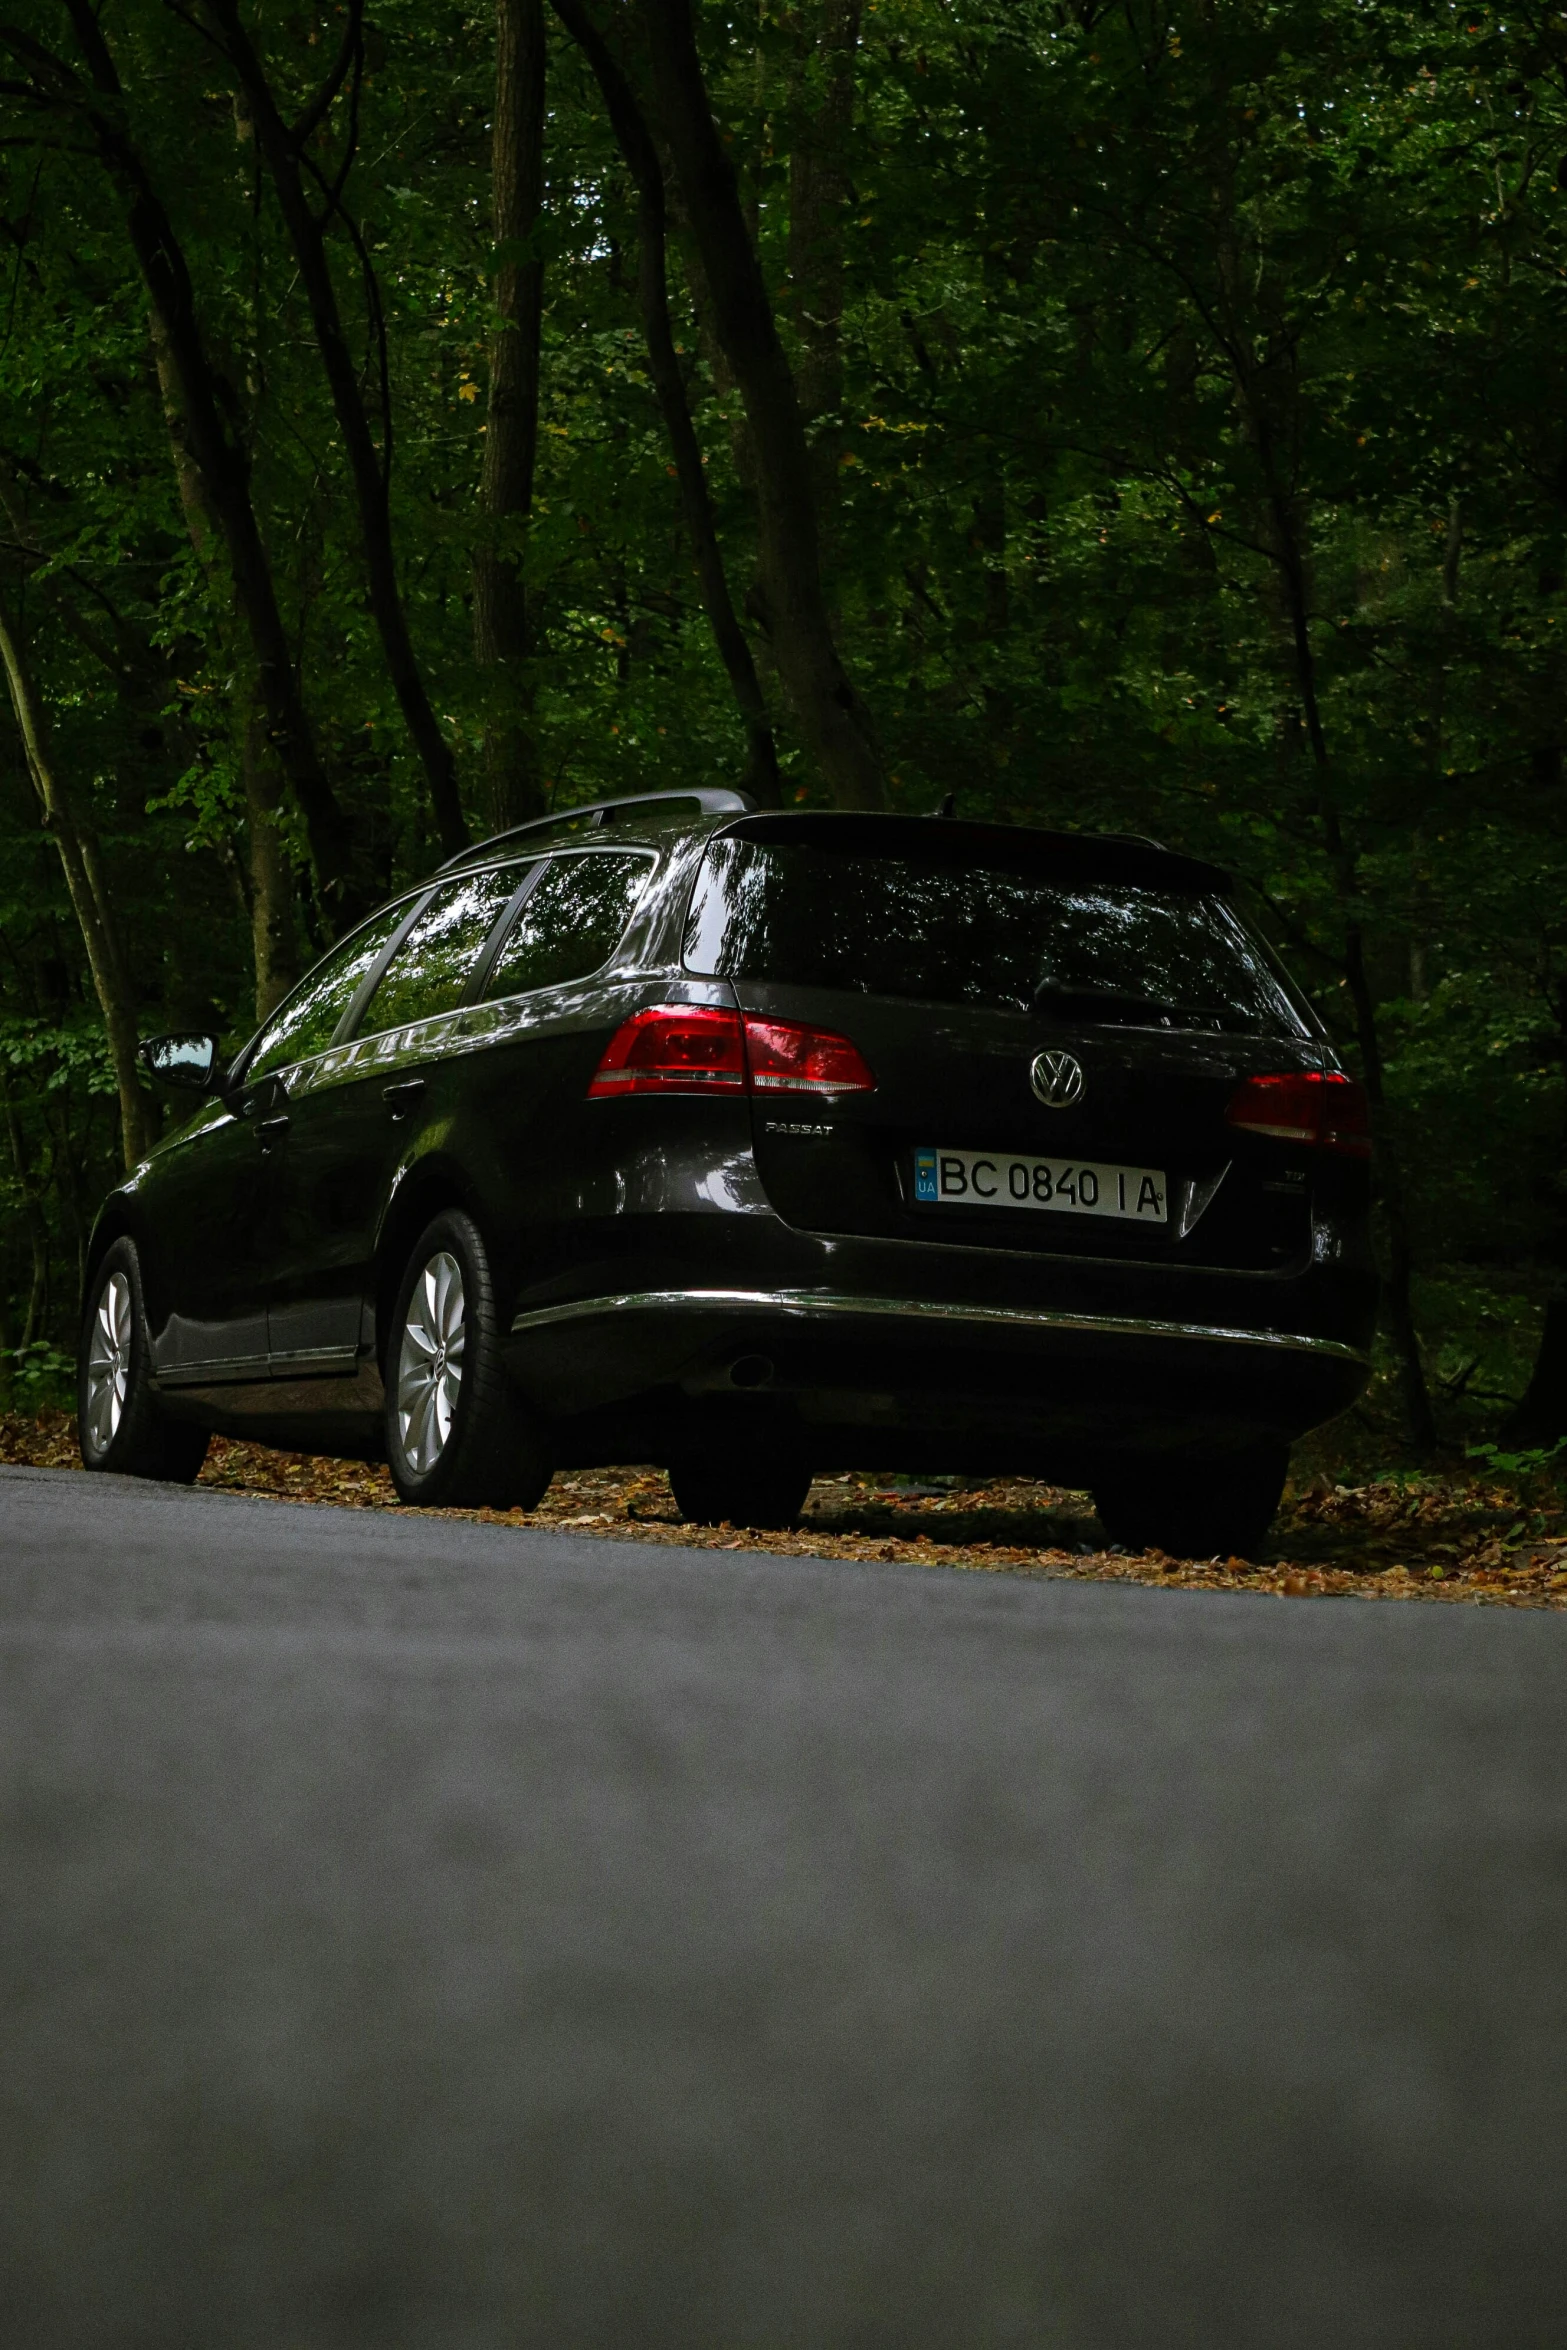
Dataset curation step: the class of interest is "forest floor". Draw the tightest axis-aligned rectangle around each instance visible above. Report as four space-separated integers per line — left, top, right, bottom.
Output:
5 1409 1567 1608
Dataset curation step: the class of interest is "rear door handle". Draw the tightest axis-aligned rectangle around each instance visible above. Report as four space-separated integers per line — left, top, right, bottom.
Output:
257 1115 290 1150
384 1079 426 1121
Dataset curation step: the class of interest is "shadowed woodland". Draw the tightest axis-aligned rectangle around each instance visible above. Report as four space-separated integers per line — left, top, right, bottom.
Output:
3 0 1567 1464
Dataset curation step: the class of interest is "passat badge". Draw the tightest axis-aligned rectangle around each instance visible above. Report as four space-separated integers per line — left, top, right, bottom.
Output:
1031 1050 1084 1108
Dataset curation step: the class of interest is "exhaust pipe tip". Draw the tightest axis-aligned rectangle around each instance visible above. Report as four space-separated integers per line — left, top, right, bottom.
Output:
728 1353 774 1391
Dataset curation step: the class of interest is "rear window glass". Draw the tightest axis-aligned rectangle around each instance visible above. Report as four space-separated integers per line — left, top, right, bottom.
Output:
684 837 1304 1035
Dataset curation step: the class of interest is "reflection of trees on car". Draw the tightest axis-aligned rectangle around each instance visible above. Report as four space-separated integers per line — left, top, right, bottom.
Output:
82 801 1375 1558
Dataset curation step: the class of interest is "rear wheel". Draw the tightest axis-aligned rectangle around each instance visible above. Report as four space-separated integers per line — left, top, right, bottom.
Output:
1092 1442 1289 1561
668 1456 814 1531
385 1210 551 1509
77 1238 210 1483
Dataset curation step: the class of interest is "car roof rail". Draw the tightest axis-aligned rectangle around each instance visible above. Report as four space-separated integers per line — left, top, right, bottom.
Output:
435 786 759 873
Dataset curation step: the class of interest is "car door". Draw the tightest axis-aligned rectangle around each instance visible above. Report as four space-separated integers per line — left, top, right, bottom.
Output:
144 900 413 1387
141 1082 281 1384
264 861 538 1377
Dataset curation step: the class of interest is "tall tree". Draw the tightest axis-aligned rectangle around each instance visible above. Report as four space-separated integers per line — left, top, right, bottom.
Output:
638 0 885 809
148 312 297 1021
475 0 549 836
787 0 861 521
28 0 361 919
0 579 148 1167
198 0 470 859
554 0 781 804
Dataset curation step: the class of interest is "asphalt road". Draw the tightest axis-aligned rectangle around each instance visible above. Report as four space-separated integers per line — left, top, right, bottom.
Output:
2 1466 1565 2349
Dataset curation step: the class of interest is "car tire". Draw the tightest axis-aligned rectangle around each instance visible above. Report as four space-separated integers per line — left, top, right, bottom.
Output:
77 1237 211 1483
1092 1441 1289 1561
384 1209 551 1509
667 1456 814 1531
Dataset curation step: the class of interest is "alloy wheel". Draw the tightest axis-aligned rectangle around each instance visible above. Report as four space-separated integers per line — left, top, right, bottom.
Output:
85 1269 132 1455
396 1250 466 1473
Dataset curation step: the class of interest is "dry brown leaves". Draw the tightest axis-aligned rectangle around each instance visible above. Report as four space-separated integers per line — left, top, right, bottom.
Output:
6 1409 1566 1606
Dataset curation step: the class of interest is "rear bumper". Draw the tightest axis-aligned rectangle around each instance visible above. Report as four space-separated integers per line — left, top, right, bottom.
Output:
503 1247 1372 1471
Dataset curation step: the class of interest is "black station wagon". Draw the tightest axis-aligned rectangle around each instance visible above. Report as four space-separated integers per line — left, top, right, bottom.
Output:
79 790 1376 1556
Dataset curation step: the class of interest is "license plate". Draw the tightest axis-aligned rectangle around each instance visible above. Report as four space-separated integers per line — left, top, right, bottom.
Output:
913 1146 1167 1224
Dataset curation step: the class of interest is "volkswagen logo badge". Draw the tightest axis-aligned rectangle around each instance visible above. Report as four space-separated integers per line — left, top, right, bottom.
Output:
1031 1049 1084 1108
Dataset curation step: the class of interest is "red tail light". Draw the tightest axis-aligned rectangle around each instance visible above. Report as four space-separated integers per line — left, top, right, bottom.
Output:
1225 1070 1371 1157
744 1017 876 1095
588 1005 746 1096
589 1007 875 1099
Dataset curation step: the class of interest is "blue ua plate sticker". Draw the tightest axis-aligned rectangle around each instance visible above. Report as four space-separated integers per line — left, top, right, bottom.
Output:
914 1149 940 1203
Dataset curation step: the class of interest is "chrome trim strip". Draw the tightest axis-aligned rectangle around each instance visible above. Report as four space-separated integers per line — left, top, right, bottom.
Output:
157 1346 362 1388
509 1287 1370 1366
265 1347 362 1376
154 1354 271 1388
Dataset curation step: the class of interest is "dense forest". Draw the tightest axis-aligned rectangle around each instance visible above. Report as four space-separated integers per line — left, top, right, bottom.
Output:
1 0 1565 1454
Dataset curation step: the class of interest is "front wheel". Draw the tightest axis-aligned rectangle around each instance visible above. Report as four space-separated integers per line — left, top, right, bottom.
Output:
77 1238 210 1483
384 1210 551 1509
1092 1442 1289 1561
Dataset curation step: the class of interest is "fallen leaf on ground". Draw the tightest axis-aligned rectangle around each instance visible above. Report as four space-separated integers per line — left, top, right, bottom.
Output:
4 1411 1565 1608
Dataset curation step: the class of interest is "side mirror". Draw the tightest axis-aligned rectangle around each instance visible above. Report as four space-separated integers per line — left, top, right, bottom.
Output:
138 1032 223 1093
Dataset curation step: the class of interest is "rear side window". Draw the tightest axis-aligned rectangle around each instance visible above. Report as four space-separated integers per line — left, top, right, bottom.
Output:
246 899 412 1080
484 851 651 999
357 865 527 1038
684 837 1304 1035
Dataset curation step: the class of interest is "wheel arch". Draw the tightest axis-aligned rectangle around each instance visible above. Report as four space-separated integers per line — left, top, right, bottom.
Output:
81 1196 145 1323
371 1152 491 1371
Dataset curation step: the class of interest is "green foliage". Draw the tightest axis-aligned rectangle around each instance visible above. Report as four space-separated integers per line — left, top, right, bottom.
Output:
1 0 1566 1454
1467 1438 1567 1481
0 1342 77 1412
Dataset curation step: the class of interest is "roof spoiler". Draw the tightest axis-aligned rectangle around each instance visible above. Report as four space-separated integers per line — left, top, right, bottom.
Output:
923 795 1167 854
436 787 758 874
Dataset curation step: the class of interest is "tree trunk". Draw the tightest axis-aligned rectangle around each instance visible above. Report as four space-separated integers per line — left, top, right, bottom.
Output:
243 701 298 1021
59 0 357 919
39 1082 91 1330
0 580 149 1169
787 0 860 523
202 0 470 860
554 0 781 804
1279 544 1436 1454
2 1077 50 1347
1500 523 1567 1447
971 480 1013 771
1501 1299 1567 1450
638 0 884 809
148 302 298 1021
475 0 548 836
1228 355 1437 1453
1505 968 1567 1446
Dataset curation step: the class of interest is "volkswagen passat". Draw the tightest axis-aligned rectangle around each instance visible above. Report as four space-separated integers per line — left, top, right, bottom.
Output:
79 792 1375 1555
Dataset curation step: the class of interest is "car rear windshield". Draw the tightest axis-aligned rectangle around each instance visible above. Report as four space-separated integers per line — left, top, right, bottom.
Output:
684 835 1307 1035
